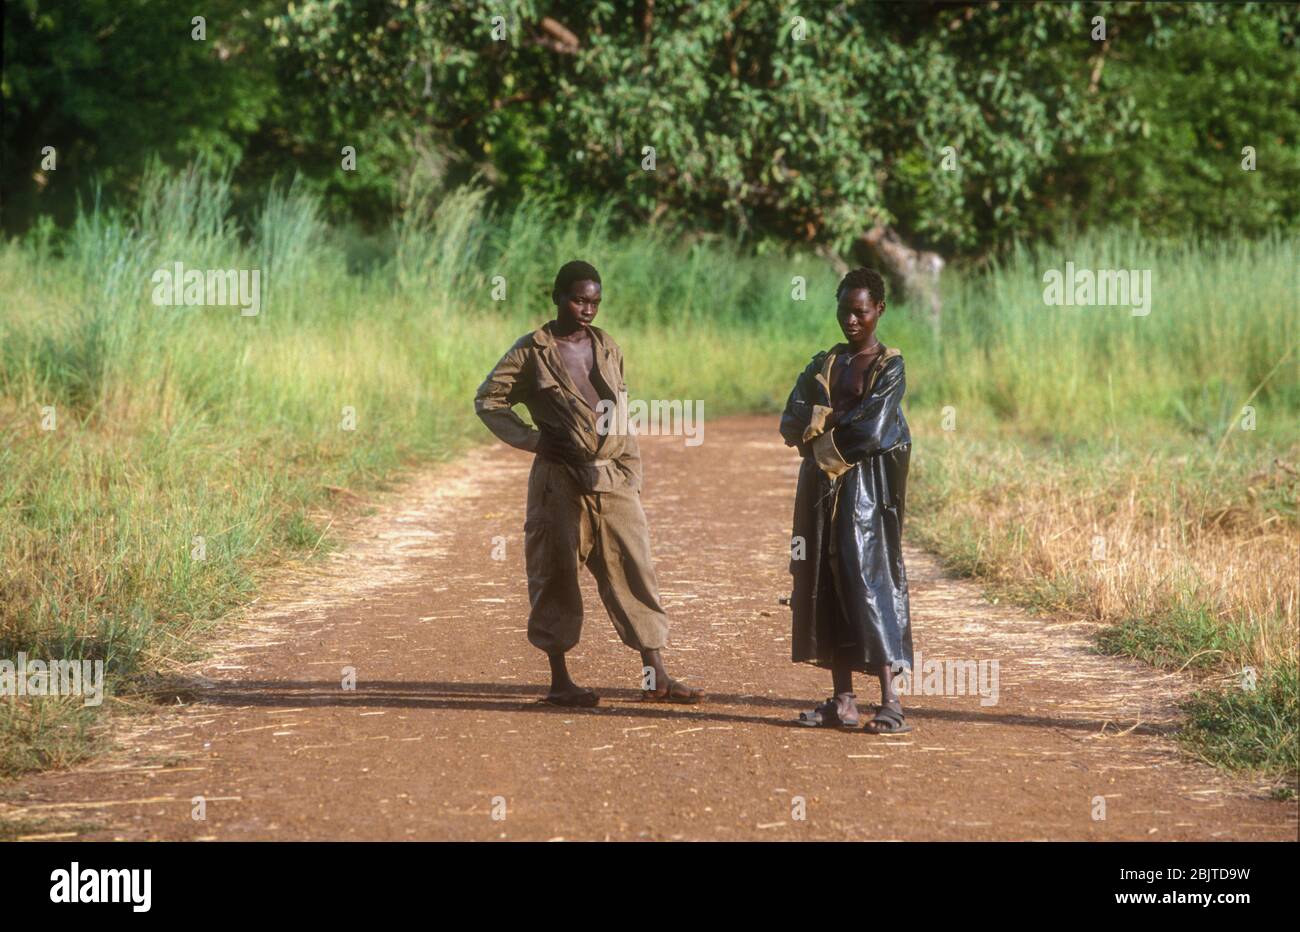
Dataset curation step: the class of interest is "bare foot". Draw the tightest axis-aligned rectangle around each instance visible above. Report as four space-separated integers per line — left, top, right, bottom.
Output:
543 683 599 707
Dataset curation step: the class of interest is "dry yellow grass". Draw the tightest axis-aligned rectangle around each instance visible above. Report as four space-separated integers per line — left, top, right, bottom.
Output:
911 429 1299 676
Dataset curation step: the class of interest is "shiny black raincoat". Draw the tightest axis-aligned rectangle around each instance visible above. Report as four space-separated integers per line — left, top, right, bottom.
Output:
779 345 913 674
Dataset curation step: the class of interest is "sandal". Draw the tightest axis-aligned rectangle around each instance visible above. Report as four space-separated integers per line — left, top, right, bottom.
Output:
797 693 860 728
640 678 705 704
863 702 912 734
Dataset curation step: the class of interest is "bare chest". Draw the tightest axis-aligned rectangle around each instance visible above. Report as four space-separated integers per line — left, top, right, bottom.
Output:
554 337 603 408
830 350 881 407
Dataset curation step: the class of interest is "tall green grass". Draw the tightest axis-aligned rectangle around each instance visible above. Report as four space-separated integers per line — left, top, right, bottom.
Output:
1 163 1295 777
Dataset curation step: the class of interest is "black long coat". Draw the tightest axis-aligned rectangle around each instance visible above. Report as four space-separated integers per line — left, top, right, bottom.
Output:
779 345 914 674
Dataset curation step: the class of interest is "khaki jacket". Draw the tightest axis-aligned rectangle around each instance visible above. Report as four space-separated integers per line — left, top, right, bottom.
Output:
474 322 643 492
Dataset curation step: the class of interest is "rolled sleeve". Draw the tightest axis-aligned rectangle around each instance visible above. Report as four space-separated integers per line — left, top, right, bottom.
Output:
474 343 539 450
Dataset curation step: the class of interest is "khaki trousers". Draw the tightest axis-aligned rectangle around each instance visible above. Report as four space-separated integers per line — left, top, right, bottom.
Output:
524 457 670 654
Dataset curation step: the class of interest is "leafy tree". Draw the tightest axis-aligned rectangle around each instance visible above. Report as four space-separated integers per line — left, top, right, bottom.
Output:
265 0 1297 260
2 0 275 229
1062 7 1300 240
7 0 1296 260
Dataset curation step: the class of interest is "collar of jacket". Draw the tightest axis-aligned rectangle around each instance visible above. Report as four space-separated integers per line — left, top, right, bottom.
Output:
819 343 900 395
824 341 899 360
529 320 619 415
822 342 900 368
529 319 612 350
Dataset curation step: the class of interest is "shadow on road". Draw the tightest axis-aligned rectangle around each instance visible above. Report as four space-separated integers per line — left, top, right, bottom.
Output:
139 677 1178 737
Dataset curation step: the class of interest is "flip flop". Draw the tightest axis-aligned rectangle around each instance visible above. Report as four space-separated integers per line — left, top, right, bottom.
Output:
797 694 860 729
542 688 599 708
863 703 912 735
640 679 705 704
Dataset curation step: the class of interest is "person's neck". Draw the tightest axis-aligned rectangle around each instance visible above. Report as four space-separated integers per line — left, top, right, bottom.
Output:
551 317 589 340
845 335 881 355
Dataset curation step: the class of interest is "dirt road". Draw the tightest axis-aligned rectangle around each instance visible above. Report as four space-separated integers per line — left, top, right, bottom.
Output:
3 417 1295 840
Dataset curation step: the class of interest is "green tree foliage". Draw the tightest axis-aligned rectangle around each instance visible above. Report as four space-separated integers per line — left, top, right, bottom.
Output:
1063 9 1300 240
4 1 1297 254
264 0 1298 254
2 0 277 227
265 0 1094 251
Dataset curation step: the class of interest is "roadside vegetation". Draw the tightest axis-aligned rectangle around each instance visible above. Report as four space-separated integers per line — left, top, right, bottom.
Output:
2 167 1295 785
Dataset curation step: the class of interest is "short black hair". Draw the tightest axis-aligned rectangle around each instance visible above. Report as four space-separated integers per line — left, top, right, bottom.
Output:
837 267 885 304
553 260 601 295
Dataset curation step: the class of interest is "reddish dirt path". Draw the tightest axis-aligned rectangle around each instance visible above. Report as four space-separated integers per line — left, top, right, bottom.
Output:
2 417 1295 840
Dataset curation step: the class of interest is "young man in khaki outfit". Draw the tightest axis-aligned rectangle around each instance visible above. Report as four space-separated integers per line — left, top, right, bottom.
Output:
474 260 705 707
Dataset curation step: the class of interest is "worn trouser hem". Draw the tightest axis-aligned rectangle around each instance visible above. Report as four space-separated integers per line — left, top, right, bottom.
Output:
527 626 667 655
